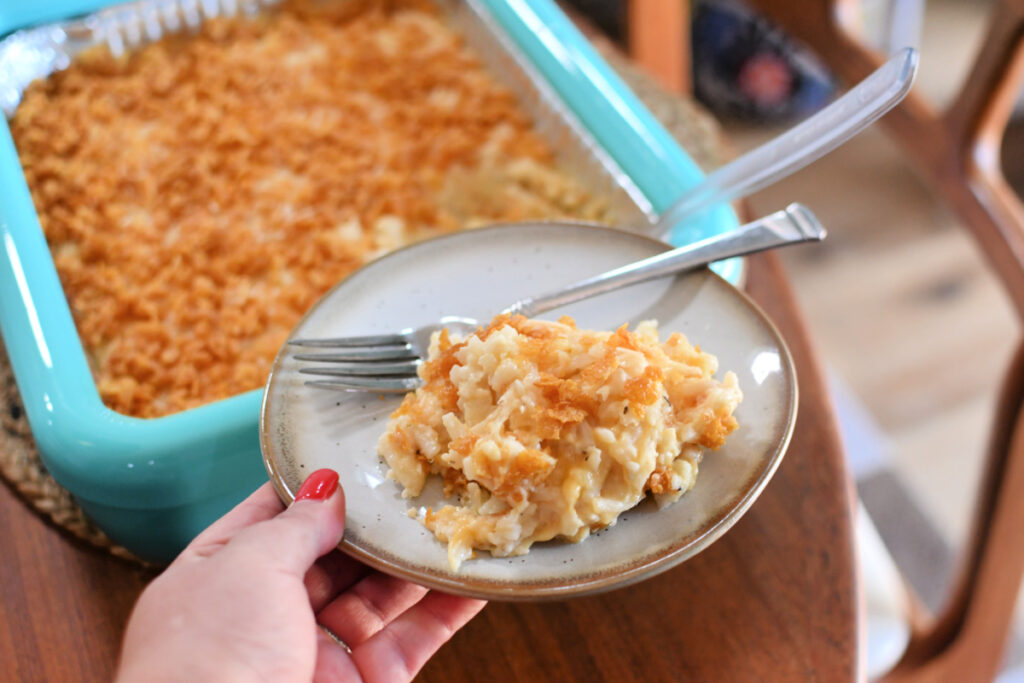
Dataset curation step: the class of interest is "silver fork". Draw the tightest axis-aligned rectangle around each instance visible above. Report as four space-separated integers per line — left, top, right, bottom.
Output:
289 203 825 392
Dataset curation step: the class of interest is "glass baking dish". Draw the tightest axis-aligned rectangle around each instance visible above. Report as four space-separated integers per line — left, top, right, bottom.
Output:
0 0 739 561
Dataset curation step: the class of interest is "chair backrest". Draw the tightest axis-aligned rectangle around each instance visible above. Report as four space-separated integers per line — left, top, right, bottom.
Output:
626 0 691 94
628 0 1024 679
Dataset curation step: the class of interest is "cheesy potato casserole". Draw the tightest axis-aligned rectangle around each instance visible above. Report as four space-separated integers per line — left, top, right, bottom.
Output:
11 0 606 417
378 315 742 570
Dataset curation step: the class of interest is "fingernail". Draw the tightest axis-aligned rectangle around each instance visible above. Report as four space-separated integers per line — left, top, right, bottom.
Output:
294 469 339 502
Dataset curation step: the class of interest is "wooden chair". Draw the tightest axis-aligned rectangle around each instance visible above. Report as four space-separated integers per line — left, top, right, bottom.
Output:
626 0 1024 680
626 0 691 93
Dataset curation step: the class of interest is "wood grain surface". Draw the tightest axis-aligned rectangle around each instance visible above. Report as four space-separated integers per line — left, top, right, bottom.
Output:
0 253 860 682
0 481 155 680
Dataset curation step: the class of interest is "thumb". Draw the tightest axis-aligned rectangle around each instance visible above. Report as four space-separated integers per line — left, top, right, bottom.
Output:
228 469 346 576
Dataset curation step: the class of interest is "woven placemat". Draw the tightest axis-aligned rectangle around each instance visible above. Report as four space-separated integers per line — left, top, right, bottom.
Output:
0 343 140 561
0 49 728 563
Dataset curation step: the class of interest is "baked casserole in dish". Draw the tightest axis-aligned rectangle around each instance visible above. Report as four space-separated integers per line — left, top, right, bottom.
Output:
0 0 738 560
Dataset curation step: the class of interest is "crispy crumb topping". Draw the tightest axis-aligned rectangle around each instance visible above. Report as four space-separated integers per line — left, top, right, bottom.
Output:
11 0 606 417
378 315 743 570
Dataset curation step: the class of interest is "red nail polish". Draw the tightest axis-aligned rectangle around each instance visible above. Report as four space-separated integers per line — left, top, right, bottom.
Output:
294 469 339 502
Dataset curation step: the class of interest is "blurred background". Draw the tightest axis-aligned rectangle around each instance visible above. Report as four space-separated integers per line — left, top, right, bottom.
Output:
568 0 1024 678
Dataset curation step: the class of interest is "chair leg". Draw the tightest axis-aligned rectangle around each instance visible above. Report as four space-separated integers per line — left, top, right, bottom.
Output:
881 340 1024 681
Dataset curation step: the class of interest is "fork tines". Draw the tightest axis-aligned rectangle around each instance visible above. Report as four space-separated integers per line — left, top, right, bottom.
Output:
303 376 421 393
296 360 420 376
289 332 411 348
289 333 422 393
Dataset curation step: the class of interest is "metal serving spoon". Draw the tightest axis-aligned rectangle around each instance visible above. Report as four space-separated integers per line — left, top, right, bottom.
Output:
650 47 918 242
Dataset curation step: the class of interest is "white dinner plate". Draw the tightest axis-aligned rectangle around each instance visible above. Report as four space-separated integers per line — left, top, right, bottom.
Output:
260 222 797 600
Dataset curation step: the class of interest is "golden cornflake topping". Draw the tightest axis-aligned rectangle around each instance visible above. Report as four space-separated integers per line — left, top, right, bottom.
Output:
378 315 742 570
11 0 606 417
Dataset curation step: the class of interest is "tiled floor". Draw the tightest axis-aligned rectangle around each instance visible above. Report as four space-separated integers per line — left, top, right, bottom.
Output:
717 0 1024 665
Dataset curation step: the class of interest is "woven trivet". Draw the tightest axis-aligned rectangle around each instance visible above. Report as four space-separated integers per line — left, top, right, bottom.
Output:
0 49 728 563
0 342 141 562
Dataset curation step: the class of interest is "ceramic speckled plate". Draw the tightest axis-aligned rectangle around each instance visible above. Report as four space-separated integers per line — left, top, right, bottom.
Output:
260 223 796 600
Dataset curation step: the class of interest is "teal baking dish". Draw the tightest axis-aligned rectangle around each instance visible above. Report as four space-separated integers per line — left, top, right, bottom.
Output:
0 0 739 562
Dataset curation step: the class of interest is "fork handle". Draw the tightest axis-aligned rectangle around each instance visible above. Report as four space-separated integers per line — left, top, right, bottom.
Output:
503 203 825 319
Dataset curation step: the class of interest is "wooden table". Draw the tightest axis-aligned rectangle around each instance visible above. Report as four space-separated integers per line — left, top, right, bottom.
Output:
0 252 860 681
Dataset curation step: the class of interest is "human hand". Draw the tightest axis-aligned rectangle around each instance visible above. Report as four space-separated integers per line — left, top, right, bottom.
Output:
117 470 486 682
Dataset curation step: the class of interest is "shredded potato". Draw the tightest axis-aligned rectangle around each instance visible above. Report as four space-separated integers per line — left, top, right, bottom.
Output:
11 0 606 417
378 315 742 570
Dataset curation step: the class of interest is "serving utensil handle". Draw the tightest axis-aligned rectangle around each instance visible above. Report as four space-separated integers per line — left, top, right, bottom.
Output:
652 47 917 242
